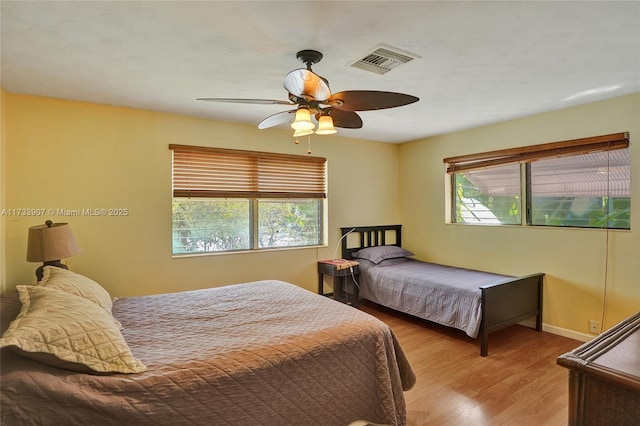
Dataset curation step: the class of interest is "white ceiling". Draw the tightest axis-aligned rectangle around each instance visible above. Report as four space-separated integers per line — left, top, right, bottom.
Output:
2 1 639 143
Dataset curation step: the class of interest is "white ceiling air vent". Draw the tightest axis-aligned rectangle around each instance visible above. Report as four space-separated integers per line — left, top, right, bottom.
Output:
351 46 416 75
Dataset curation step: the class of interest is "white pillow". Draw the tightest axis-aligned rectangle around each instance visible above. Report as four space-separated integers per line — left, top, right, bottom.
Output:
0 285 146 374
38 266 123 330
39 266 113 313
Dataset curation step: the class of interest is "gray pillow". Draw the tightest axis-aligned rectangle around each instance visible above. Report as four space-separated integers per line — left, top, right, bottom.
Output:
352 245 414 264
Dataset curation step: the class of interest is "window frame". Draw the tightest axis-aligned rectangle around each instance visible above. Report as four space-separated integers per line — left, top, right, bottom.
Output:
525 150 631 229
450 163 522 225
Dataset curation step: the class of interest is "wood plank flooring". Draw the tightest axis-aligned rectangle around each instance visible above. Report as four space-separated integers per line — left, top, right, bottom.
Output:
359 302 582 426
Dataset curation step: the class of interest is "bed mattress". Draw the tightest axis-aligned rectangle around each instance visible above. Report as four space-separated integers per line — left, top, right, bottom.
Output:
1 280 415 426
358 258 512 338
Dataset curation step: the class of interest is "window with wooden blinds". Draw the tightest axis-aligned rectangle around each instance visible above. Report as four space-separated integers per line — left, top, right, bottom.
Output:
170 145 327 199
445 132 631 229
169 144 326 254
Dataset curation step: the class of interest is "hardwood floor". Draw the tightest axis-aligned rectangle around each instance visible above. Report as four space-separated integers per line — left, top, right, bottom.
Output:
359 302 582 426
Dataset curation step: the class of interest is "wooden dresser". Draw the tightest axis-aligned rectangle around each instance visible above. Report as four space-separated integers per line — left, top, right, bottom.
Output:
557 312 640 426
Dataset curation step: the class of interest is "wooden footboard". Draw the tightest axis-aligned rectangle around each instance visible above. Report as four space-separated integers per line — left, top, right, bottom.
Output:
479 273 544 356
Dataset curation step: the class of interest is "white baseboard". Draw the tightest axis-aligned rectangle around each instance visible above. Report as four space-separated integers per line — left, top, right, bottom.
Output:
542 323 593 342
519 319 593 342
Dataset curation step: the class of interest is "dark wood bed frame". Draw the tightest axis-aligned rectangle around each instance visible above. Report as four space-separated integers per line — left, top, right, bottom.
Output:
341 225 544 356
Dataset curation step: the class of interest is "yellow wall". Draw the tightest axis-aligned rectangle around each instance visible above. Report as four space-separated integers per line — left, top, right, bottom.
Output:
2 93 401 296
399 93 640 336
3 91 639 339
1 89 6 287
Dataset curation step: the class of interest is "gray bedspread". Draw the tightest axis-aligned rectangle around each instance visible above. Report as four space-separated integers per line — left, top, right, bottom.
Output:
1 280 415 426
358 258 512 338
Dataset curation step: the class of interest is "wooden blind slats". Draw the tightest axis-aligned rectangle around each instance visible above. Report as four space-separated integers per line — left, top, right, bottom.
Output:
169 144 324 163
444 132 629 174
170 145 327 199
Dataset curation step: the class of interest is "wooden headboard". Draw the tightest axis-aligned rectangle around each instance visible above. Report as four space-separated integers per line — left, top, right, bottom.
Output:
340 225 402 259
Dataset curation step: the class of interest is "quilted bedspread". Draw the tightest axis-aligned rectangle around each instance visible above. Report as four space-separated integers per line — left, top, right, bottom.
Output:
1 280 415 426
358 258 512 338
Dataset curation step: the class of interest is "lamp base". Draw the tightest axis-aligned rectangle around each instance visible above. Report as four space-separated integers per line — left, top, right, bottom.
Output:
35 260 68 282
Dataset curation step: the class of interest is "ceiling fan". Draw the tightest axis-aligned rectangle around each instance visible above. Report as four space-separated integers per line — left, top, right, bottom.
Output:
197 49 419 136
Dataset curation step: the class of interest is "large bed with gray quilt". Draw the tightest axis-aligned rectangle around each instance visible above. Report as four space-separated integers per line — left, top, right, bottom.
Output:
342 225 544 357
1 269 415 426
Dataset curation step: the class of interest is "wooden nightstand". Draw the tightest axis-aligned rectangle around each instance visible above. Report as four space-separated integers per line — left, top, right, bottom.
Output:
317 260 360 306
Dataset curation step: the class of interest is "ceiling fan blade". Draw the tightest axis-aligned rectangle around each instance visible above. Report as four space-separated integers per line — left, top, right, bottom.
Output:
283 69 331 101
197 98 295 106
327 91 419 111
258 110 296 129
317 109 363 129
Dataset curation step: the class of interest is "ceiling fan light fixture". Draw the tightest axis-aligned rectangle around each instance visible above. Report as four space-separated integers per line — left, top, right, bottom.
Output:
293 128 314 137
315 115 337 135
291 107 315 131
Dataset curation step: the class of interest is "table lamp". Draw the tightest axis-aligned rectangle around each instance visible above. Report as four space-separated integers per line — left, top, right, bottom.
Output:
26 220 81 281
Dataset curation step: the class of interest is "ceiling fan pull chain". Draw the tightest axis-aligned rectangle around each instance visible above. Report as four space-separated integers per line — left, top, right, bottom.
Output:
293 134 311 153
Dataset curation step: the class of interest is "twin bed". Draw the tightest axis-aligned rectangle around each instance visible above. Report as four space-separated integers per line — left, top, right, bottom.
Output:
1 269 415 426
341 225 544 357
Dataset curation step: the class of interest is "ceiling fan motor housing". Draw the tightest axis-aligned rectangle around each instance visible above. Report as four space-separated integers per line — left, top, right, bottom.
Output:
296 50 323 68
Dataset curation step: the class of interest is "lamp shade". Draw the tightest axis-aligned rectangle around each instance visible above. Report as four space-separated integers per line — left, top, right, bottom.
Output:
293 128 314 137
27 221 81 262
290 108 315 131
315 115 337 135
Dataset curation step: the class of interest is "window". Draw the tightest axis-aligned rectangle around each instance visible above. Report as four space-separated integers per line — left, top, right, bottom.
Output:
453 163 521 224
170 145 326 254
445 132 630 229
528 149 630 229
